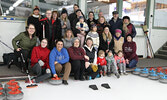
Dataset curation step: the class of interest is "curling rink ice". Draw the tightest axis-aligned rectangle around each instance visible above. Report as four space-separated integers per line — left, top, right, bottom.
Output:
6 74 167 100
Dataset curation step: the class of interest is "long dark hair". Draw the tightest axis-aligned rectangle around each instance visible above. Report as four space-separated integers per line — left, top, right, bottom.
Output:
25 24 36 38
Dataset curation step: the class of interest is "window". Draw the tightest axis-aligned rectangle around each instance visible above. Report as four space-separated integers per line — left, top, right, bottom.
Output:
154 0 167 28
122 0 147 25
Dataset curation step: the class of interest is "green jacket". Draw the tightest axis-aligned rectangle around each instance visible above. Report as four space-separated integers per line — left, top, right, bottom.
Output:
12 32 37 51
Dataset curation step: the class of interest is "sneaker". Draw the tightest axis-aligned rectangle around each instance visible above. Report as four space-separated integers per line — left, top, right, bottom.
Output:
123 72 128 75
96 74 101 78
62 80 68 85
79 77 85 81
8 59 14 69
115 73 120 78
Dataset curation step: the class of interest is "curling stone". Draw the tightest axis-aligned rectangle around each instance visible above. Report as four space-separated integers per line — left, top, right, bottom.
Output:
159 75 167 84
0 84 2 88
148 71 159 80
6 88 23 100
6 84 22 92
132 68 141 75
49 76 62 85
157 71 165 77
157 67 163 73
5 80 19 89
0 87 5 93
0 92 6 100
149 67 156 71
140 68 149 77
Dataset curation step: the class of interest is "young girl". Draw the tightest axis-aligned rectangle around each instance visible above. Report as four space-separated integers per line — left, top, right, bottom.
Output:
114 50 128 75
86 24 99 51
97 50 107 76
106 51 120 78
76 16 89 47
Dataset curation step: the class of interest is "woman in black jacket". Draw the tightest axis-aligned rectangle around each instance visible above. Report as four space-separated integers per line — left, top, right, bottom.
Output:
98 25 114 55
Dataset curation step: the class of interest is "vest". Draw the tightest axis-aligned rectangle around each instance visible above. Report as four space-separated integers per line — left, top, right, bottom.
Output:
114 37 124 53
84 47 96 63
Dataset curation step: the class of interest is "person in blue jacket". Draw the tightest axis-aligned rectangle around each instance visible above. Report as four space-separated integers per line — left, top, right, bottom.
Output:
49 39 71 85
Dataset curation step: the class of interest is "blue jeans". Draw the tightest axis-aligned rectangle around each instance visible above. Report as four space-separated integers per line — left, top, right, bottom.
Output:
126 59 138 68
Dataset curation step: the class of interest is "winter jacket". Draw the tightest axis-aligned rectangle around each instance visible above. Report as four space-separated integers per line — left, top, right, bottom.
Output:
120 23 137 38
76 22 89 32
68 46 88 62
114 55 126 64
31 45 50 69
12 32 37 51
60 19 71 37
68 12 77 26
49 47 69 75
106 55 116 65
108 17 122 35
96 22 109 35
97 57 107 66
83 45 97 64
62 38 74 49
27 15 43 40
87 18 97 29
86 31 99 49
123 41 138 61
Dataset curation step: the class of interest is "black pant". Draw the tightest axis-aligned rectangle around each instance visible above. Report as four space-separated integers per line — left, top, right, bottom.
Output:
70 60 85 80
14 49 30 70
85 65 102 79
32 63 51 83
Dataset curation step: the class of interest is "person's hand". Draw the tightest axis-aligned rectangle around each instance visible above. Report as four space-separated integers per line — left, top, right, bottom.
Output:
84 55 89 60
126 59 129 64
54 61 58 65
46 68 51 73
85 62 90 69
53 74 58 77
106 49 109 53
16 48 21 52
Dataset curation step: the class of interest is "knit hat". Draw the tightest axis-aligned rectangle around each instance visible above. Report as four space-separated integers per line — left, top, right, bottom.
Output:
126 34 133 40
61 8 68 15
115 29 122 34
123 16 130 21
112 11 118 15
75 9 81 13
33 6 40 11
79 16 84 20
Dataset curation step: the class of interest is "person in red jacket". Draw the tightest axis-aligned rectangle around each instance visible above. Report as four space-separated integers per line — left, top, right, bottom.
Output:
27 38 51 83
123 34 138 68
97 50 107 76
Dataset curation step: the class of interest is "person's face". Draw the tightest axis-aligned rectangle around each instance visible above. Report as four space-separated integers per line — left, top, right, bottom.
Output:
76 11 82 17
74 6 79 11
89 13 94 19
92 26 97 32
100 53 105 57
98 12 103 18
33 10 39 15
113 14 119 19
108 52 113 57
46 11 52 19
99 17 105 24
62 13 67 18
86 40 93 48
28 25 35 35
53 13 58 19
104 27 109 34
127 36 132 42
118 52 123 57
56 41 63 51
41 39 47 48
66 31 72 38
74 39 80 47
115 32 121 37
79 18 84 23
123 19 129 24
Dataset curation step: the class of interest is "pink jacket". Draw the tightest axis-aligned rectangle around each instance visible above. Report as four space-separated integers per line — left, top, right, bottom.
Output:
114 55 126 64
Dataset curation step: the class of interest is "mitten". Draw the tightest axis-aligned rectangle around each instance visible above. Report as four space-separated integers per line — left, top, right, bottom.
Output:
38 60 44 66
46 68 51 74
91 64 98 72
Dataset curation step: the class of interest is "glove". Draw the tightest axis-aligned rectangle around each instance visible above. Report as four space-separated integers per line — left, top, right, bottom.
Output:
38 60 44 67
91 64 98 72
46 68 51 74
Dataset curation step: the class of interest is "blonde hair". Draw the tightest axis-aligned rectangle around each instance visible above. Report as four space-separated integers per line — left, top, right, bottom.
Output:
64 29 74 38
102 27 112 42
98 50 105 57
98 16 106 23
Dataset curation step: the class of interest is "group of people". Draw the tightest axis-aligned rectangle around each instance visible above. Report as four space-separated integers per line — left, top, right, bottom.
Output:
11 4 138 85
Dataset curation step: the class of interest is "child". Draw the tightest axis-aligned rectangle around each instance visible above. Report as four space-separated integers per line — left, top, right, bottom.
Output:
114 29 124 53
97 50 107 76
76 16 89 47
86 24 99 51
114 50 128 75
106 51 120 78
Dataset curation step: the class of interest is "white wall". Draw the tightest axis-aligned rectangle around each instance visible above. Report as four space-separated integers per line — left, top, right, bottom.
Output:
0 20 26 62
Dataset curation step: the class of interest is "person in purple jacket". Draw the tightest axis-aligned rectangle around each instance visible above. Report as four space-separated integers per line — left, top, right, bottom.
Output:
49 39 71 85
123 34 138 68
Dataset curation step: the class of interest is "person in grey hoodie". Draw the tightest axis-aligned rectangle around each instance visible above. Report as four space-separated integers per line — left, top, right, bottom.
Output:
62 29 74 49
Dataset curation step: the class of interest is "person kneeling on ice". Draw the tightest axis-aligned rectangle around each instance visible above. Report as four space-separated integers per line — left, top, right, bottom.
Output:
114 50 128 75
26 38 51 83
49 39 71 85
106 50 120 78
83 38 102 80
97 50 107 76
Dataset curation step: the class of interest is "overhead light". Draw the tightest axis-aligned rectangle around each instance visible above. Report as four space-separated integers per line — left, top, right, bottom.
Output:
6 10 9 14
13 0 24 7
9 6 14 11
